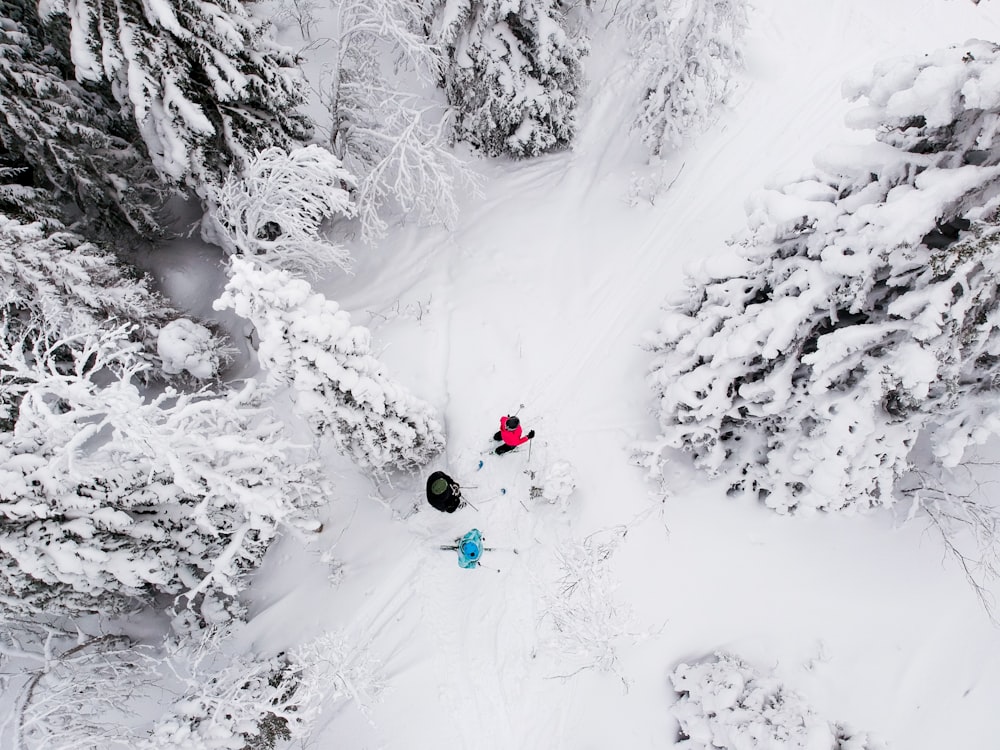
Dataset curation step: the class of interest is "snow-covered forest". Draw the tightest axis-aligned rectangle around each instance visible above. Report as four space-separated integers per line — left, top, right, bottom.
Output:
2 0 1000 748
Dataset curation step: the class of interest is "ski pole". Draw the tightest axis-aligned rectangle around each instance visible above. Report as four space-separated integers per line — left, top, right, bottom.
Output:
477 488 507 504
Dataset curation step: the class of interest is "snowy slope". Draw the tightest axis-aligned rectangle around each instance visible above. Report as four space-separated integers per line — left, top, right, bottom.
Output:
242 1 1000 748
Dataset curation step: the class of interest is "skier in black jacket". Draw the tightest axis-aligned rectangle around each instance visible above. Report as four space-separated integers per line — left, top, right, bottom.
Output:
426 470 464 513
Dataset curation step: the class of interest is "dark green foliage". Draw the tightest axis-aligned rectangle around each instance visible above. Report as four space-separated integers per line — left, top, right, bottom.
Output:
46 0 314 193
428 0 586 157
0 3 167 238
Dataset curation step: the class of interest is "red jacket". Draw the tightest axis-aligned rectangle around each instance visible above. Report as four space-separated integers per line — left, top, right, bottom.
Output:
500 416 531 447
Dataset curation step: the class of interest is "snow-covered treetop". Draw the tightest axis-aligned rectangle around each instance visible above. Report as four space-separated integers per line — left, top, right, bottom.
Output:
39 0 313 194
0 5 165 236
215 257 446 473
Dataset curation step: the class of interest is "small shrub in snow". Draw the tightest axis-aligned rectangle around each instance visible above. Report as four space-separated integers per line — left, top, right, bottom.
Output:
157 319 224 380
643 39 1000 512
205 145 357 276
671 653 886 750
39 0 312 195
215 257 445 474
623 0 748 157
291 630 386 719
529 459 577 510
426 0 587 157
540 528 634 676
320 548 347 587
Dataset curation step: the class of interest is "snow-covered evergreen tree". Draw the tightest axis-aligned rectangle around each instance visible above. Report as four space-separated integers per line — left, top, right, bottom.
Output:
671 653 886 749
324 0 475 241
140 649 307 749
19 625 384 750
205 145 357 275
0 323 325 618
623 0 747 157
214 257 446 474
643 39 1000 513
39 0 313 195
0 2 165 236
426 0 587 157
0 215 223 379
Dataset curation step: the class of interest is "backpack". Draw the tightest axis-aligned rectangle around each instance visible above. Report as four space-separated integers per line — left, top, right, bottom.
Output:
457 529 484 568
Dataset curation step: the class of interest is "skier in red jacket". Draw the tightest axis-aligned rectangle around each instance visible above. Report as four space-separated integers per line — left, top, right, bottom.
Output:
493 415 535 455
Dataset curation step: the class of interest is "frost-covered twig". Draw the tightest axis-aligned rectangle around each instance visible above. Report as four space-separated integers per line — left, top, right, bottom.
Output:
540 527 635 680
904 465 1000 623
321 0 479 242
205 145 357 276
16 635 147 750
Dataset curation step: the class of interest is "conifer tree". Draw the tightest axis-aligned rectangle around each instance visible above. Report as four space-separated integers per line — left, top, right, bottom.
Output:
41 0 313 194
644 39 1000 513
0 214 224 379
426 0 587 157
215 257 446 474
0 322 325 618
0 2 164 236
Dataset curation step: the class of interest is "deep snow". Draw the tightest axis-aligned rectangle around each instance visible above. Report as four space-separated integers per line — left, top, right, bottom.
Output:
172 1 1000 748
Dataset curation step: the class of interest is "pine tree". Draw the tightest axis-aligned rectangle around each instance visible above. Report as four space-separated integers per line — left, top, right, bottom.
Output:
0 214 223 380
0 322 325 618
215 257 446 474
0 2 165 236
643 39 1000 513
426 0 587 157
41 0 313 195
623 0 747 157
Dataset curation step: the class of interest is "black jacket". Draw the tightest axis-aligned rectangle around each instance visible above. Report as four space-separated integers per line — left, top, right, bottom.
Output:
426 470 462 513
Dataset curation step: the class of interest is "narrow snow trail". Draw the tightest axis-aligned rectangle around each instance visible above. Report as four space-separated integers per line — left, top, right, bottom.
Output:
273 1 1000 748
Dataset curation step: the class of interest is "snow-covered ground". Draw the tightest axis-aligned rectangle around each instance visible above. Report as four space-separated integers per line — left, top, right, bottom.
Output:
230 1 1000 748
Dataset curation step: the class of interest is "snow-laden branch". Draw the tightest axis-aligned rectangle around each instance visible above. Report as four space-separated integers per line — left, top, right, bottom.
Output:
204 145 357 276
644 39 1000 513
322 0 478 242
621 0 748 157
0 323 326 618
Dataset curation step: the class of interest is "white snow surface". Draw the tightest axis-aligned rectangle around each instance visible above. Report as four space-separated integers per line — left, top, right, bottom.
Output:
215 1 1000 748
